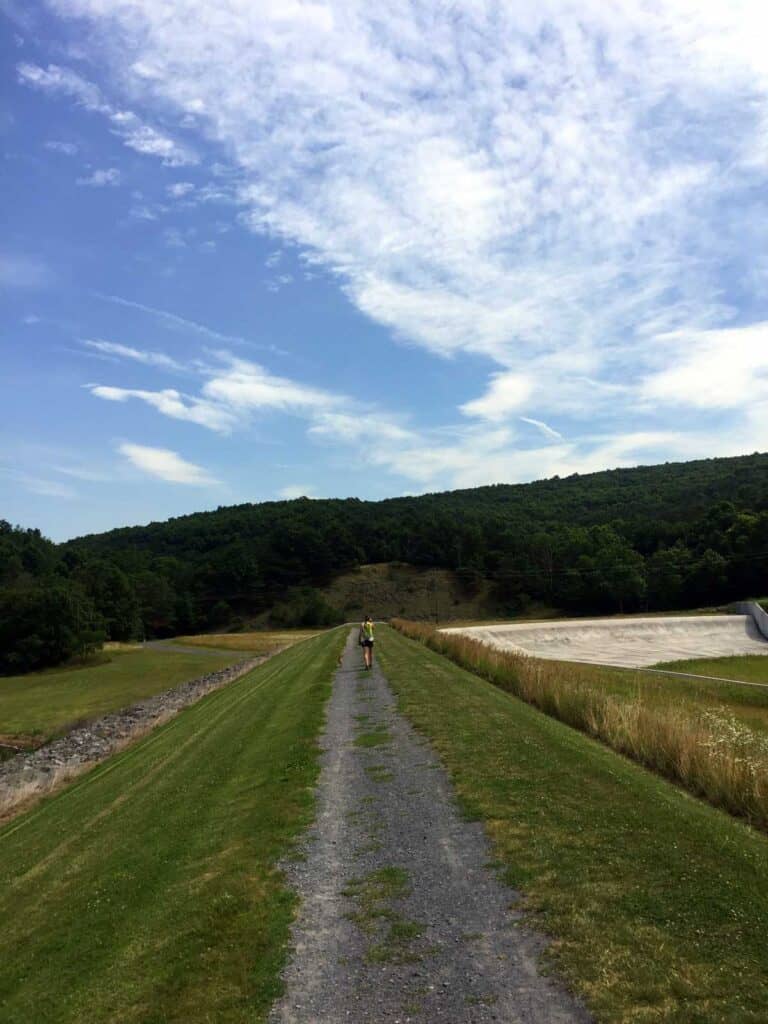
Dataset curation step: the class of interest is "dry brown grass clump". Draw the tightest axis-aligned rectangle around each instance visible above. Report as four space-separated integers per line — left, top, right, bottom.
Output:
391 619 768 830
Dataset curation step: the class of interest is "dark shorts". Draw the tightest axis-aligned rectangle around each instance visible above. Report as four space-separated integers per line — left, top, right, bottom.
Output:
361 639 374 648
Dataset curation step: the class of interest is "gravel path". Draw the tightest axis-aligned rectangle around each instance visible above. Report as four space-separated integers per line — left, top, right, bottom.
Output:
271 630 590 1023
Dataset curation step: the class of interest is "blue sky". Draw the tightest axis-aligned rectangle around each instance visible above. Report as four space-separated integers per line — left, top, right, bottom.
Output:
2 1 768 541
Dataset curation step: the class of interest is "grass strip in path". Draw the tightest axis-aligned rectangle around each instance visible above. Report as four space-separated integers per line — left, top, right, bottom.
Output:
378 626 768 1023
0 648 242 740
0 628 344 1024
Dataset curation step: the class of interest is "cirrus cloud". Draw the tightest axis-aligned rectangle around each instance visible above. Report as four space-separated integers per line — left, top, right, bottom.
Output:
118 442 218 485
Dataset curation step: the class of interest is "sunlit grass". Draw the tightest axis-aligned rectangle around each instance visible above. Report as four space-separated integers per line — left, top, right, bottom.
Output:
393 619 768 829
654 654 768 685
172 630 321 653
0 630 345 1023
378 627 768 1023
0 649 242 740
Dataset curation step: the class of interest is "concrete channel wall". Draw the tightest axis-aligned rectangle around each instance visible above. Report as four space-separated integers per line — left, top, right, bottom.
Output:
734 601 768 642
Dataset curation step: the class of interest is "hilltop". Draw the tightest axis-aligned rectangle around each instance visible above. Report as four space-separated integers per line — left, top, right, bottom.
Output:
3 452 768 671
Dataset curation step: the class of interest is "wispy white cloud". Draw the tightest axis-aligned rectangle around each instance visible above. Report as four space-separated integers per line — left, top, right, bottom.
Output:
23 477 78 499
460 373 535 423
76 166 121 187
91 385 235 433
167 181 194 198
0 252 51 289
94 292 283 353
0 465 78 498
83 338 182 370
53 464 112 482
118 442 218 485
36 1 768 495
201 357 341 415
640 322 768 410
37 1 768 440
17 61 197 166
520 417 564 442
45 139 78 155
17 61 105 111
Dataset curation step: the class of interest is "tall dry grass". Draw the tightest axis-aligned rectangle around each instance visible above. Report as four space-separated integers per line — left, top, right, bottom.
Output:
391 619 768 830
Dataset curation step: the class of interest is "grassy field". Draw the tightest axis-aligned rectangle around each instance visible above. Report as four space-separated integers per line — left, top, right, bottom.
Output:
654 654 768 685
172 630 320 653
0 648 243 742
377 626 768 1023
0 628 344 1023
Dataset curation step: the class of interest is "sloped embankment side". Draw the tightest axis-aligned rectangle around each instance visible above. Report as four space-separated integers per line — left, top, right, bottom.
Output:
0 656 265 818
0 629 344 1023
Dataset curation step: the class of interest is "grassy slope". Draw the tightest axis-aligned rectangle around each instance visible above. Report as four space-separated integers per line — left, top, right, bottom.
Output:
378 627 768 1024
543 659 768 735
653 654 768 686
172 630 319 653
0 629 344 1024
0 649 242 740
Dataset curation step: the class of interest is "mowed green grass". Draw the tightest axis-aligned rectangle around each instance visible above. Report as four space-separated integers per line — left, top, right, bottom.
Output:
654 654 768 685
377 627 768 1023
0 629 344 1023
0 649 242 740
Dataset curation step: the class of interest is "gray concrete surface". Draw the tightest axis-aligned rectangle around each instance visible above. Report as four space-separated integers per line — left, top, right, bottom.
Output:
270 629 590 1024
442 614 768 668
734 601 768 642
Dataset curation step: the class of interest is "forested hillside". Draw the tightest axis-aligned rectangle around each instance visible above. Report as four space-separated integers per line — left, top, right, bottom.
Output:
3 452 768 673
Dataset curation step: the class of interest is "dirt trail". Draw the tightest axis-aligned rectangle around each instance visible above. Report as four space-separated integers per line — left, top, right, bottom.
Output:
271 630 590 1023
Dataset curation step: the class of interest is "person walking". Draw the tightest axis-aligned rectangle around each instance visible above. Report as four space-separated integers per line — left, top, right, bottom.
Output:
359 614 375 670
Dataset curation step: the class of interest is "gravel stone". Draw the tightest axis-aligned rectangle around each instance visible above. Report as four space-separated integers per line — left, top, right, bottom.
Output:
0 653 266 814
271 630 591 1023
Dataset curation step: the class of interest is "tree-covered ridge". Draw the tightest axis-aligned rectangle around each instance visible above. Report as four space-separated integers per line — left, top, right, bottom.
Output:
3 452 768 673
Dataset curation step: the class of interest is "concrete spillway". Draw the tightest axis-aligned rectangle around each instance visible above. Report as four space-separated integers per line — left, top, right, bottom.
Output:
441 614 768 668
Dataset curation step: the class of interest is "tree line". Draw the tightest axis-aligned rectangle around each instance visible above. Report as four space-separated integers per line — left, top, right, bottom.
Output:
2 452 767 674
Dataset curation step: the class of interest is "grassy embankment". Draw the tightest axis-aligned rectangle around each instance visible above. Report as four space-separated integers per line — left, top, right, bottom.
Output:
378 626 768 1023
0 628 344 1023
392 621 768 830
654 654 768 685
0 632 317 744
0 648 242 744
542 657 768 735
172 630 319 653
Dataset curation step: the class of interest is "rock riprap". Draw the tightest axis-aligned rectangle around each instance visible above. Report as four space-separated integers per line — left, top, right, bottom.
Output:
0 655 264 816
